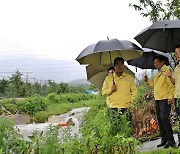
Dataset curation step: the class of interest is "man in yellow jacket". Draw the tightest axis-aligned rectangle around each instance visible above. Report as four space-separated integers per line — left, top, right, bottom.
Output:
102 57 136 136
167 45 180 146
144 56 175 148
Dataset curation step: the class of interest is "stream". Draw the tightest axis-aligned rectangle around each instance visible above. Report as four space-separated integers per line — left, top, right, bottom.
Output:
14 107 90 141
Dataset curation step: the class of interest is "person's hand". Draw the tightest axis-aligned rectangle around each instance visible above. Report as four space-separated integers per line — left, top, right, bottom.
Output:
111 84 116 92
167 98 173 105
144 75 148 82
166 70 172 78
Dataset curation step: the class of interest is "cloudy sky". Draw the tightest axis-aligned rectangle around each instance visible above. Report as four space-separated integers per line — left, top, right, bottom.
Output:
0 0 151 82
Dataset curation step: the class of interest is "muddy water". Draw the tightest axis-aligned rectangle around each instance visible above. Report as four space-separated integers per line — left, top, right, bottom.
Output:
14 107 90 141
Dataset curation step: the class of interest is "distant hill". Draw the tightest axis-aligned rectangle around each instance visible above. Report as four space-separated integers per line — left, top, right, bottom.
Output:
0 57 87 83
68 78 90 87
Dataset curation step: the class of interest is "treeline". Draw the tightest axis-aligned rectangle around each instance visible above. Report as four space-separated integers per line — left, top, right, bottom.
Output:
0 71 89 98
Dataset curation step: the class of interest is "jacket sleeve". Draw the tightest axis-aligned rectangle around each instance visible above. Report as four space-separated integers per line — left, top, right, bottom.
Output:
167 77 174 99
130 77 137 102
102 77 112 96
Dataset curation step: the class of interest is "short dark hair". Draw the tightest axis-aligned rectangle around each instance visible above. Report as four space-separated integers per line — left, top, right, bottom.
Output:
114 57 124 66
153 55 165 62
175 45 180 50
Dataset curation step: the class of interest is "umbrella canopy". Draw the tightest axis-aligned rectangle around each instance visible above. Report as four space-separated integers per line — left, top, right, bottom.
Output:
76 39 143 65
134 19 180 53
127 48 170 69
86 64 135 89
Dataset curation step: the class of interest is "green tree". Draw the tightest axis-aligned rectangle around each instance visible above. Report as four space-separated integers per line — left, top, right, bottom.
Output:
47 80 57 93
57 82 69 93
32 82 43 95
0 71 88 98
41 84 49 95
22 82 34 96
8 70 24 97
0 79 9 96
129 0 180 23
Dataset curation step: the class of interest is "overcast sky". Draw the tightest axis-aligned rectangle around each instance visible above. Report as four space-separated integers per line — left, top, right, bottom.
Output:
0 0 152 82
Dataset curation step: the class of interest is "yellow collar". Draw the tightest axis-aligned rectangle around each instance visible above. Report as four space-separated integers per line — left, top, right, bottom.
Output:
113 72 126 78
157 65 166 76
158 65 166 72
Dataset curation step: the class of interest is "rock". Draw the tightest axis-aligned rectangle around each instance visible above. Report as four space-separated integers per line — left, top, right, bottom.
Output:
12 113 31 125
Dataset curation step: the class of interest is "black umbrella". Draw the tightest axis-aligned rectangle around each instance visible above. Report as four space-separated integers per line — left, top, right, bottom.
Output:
76 39 143 65
134 19 180 53
127 49 170 69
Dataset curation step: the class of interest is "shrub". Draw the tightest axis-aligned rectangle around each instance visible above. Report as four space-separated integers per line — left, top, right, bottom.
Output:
0 99 18 114
45 93 97 104
17 96 46 115
46 93 62 104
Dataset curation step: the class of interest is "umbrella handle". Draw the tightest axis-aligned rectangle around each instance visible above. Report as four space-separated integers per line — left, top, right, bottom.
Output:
113 78 115 85
112 72 115 85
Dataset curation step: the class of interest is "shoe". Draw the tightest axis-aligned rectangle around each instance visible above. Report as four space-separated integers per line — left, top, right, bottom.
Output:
157 140 167 147
164 141 176 148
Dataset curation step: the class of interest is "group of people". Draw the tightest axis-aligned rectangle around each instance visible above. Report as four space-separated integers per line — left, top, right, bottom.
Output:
102 45 180 148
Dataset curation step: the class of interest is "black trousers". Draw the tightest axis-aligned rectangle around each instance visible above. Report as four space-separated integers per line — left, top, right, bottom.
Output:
155 99 174 142
175 98 180 142
108 108 131 136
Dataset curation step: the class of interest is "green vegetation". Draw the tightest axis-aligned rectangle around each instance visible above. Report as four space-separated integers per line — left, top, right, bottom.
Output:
34 98 98 122
131 82 159 141
0 117 61 153
0 118 28 153
0 98 139 154
0 93 99 122
16 96 46 115
0 70 88 98
130 0 180 23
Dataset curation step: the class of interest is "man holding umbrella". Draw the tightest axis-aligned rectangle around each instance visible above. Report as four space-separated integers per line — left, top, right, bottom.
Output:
144 56 175 148
102 57 136 136
167 45 180 146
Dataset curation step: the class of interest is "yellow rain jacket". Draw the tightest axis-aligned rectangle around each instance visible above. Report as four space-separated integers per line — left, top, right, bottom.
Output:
102 72 136 108
147 65 174 100
172 63 180 98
